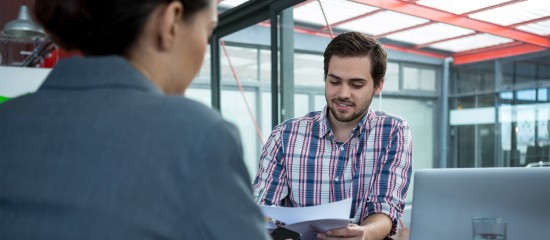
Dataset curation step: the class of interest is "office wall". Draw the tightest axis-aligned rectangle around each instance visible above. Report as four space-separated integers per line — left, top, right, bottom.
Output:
450 52 550 168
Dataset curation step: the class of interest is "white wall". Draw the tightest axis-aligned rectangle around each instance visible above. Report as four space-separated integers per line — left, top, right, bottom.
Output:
0 66 50 98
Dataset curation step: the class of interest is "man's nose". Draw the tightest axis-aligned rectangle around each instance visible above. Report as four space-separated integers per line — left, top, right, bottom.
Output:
336 84 352 99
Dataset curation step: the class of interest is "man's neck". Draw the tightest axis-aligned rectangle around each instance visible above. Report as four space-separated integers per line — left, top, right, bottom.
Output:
328 111 365 143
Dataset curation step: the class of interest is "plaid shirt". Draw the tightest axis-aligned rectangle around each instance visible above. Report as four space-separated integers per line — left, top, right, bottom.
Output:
253 107 412 235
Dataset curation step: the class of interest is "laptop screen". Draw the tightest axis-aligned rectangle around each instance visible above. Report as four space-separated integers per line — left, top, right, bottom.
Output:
409 167 550 240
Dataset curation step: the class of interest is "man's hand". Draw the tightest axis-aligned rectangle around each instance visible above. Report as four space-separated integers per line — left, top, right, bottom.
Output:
316 224 366 240
317 213 392 240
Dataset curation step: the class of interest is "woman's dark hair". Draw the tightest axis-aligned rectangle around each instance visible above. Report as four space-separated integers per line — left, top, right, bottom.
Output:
35 0 210 56
323 32 387 87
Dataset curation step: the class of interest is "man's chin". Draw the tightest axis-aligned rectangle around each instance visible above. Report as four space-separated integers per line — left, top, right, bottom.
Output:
333 113 357 123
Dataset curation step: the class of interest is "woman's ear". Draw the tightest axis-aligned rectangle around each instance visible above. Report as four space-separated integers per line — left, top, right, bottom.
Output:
158 1 183 50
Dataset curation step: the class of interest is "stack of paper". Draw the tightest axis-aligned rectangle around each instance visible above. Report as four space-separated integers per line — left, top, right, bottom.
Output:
259 198 353 240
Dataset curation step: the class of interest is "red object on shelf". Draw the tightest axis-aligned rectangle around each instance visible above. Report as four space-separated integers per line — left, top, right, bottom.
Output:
58 48 83 59
40 46 58 68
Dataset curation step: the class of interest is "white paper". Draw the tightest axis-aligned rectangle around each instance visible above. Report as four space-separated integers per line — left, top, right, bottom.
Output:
260 198 353 240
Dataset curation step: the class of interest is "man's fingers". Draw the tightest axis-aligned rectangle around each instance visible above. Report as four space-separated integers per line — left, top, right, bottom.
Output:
325 228 348 236
319 224 364 239
316 233 340 240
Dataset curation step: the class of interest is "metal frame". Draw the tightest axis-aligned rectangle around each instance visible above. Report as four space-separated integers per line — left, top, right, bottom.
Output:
289 0 550 65
351 0 550 48
449 50 550 168
211 0 305 116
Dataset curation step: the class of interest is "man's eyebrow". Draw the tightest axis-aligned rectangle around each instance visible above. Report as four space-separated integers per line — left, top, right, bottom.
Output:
327 74 341 80
349 78 367 82
329 74 367 82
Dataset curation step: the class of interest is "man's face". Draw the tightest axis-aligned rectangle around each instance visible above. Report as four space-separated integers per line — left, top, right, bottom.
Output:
325 55 383 124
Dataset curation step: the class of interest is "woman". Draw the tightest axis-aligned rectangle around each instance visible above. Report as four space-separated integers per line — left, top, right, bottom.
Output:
0 0 269 239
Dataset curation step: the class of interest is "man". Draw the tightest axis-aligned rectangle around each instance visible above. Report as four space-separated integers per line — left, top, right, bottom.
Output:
253 32 412 240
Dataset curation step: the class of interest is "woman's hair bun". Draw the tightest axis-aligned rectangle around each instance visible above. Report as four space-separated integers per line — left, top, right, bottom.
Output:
35 0 211 56
35 0 94 53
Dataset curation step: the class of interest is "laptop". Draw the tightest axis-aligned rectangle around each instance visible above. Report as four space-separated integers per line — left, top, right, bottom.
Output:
409 167 550 240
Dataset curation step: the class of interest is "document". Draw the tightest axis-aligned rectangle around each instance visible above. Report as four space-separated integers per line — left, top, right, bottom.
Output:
259 198 353 240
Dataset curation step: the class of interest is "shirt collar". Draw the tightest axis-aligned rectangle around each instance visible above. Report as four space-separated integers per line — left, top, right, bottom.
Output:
40 55 163 95
319 106 374 138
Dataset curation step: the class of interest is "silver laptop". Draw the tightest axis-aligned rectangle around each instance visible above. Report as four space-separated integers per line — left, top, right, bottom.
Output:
410 167 550 240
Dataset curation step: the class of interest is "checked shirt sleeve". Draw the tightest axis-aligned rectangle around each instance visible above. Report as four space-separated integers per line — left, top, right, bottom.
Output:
364 119 413 236
253 124 289 206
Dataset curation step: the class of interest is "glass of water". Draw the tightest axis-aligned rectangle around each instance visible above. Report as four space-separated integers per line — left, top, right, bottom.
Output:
472 217 506 240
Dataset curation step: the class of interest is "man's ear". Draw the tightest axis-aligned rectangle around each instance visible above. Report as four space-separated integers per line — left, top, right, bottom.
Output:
158 1 183 51
375 79 384 94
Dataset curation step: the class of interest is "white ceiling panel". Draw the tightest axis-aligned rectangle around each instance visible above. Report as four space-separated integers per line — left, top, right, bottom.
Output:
293 0 379 26
385 23 475 45
516 19 550 35
416 0 509 14
469 0 550 26
429 33 513 52
337 10 429 36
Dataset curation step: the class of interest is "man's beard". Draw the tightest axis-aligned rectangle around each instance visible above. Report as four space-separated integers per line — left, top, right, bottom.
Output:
326 96 373 123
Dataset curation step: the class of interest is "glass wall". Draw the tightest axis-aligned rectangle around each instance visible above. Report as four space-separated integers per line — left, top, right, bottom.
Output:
188 42 439 184
185 1 440 197
450 52 550 168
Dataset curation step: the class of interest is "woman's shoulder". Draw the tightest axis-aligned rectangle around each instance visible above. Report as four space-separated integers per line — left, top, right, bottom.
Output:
146 94 228 129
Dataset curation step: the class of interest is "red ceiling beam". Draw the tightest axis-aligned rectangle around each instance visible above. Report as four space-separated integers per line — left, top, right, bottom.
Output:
455 41 524 56
414 32 479 49
373 0 523 39
416 16 550 50
374 21 433 38
415 16 550 50
351 0 550 48
508 15 550 28
460 0 525 15
320 9 385 30
291 25 447 59
383 43 447 59
357 0 523 39
453 43 546 65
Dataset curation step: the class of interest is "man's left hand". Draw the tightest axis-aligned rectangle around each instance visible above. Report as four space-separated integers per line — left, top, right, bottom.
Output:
316 224 366 240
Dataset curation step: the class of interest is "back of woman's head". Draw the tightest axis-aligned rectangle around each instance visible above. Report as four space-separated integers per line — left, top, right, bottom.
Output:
35 0 210 56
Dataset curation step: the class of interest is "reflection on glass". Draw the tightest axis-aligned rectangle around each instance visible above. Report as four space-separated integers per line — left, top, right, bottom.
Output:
185 88 211 107
295 53 324 87
221 90 259 177
403 66 436 91
517 89 536 101
294 94 309 118
384 62 399 91
314 95 326 112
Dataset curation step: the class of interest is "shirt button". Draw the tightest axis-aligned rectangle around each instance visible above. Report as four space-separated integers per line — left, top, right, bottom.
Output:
339 146 344 151
335 177 340 182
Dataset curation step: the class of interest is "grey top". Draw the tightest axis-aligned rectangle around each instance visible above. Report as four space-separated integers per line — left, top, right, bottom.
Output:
0 56 269 240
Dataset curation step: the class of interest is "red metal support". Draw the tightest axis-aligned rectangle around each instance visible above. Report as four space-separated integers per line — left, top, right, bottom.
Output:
416 16 550 50
414 32 479 49
291 25 448 59
320 9 385 30
453 43 546 65
374 21 434 39
351 0 550 48
508 16 550 28
459 0 525 15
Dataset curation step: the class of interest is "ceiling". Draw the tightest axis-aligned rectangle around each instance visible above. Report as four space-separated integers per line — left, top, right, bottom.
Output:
1 0 548 66
219 0 550 65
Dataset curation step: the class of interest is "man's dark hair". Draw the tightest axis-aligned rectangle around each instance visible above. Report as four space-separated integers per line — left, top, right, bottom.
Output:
323 32 387 87
35 0 211 56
